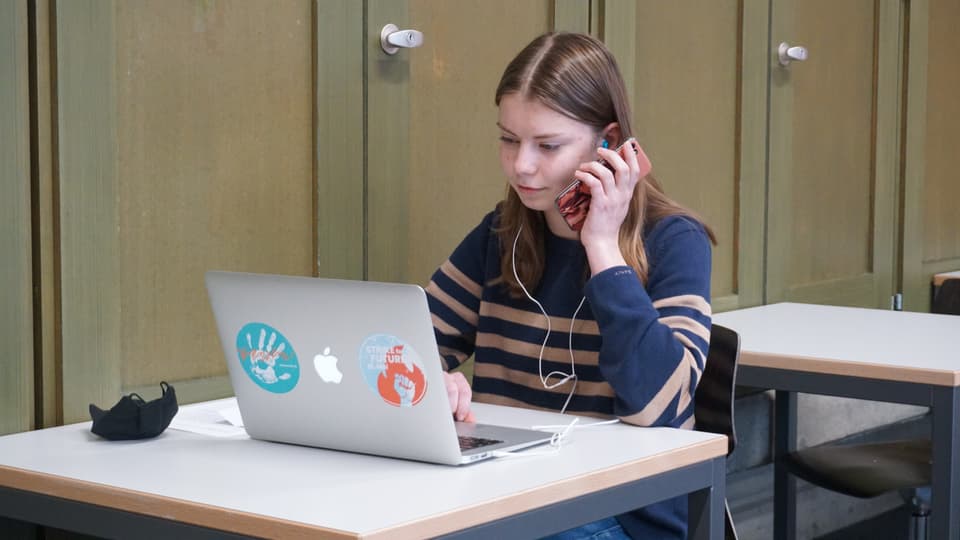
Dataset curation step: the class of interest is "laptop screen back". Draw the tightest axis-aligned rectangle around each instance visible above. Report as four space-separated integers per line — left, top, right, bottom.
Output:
205 271 466 465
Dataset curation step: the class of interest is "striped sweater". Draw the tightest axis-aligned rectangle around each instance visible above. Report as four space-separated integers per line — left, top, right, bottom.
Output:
425 207 713 539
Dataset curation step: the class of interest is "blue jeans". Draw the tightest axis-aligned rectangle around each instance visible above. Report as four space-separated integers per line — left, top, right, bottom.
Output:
540 517 631 540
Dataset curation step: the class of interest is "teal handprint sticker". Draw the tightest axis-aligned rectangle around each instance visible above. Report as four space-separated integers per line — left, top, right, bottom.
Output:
236 322 299 393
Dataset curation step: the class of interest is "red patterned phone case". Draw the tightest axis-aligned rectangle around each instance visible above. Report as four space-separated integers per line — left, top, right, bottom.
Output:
554 138 639 231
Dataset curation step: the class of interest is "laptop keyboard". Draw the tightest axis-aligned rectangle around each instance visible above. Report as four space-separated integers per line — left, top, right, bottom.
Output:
458 435 503 451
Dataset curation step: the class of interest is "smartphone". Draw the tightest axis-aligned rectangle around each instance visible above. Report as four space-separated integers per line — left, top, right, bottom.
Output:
554 138 640 231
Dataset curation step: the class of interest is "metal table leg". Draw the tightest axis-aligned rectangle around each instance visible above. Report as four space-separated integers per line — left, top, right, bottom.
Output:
688 455 726 540
931 385 959 539
774 390 797 540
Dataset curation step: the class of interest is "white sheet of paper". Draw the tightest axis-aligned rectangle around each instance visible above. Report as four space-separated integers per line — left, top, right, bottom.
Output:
168 397 247 438
218 404 244 427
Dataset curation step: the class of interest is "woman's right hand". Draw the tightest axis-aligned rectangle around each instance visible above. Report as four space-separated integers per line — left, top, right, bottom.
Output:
444 371 475 423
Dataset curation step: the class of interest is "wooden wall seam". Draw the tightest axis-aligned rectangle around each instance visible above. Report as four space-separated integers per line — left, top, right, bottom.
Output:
901 0 927 311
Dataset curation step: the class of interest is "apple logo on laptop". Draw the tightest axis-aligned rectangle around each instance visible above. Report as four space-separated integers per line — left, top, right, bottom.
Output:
313 347 343 383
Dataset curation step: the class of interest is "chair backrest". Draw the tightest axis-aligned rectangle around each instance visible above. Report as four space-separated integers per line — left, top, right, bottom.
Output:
694 323 741 456
932 278 960 315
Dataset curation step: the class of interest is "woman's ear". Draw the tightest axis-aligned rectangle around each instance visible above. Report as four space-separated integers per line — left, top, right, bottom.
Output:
599 123 622 148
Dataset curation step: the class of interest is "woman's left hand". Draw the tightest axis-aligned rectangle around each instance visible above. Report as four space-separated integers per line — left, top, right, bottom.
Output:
573 141 643 273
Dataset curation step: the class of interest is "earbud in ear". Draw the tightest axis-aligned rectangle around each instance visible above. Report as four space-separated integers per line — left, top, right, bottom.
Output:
601 139 609 149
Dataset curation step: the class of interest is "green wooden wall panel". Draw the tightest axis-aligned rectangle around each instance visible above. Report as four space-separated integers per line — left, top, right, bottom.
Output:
317 0 364 280
56 0 122 423
553 0 590 33
0 0 35 435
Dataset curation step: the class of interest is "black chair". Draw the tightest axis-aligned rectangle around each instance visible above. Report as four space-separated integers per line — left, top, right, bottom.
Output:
783 439 932 539
694 323 741 540
782 282 960 540
932 278 960 315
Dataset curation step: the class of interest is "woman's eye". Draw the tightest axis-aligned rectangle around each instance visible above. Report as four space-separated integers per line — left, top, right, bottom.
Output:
499 136 519 145
540 143 560 151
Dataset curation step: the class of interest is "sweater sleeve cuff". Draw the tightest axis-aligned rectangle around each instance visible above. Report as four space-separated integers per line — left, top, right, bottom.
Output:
584 266 656 321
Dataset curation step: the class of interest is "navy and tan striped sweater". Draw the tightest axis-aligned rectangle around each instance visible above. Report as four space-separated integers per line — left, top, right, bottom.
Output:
425 208 713 539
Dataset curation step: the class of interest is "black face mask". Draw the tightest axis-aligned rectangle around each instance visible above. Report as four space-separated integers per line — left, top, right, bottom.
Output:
89 381 179 440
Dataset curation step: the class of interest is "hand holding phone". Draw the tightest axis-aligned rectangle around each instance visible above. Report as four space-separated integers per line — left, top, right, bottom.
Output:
554 138 643 231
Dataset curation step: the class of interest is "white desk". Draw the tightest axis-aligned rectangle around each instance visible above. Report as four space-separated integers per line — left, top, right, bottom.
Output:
714 303 960 540
0 402 727 539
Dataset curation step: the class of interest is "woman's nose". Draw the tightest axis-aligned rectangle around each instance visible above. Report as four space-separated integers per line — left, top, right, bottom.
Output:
513 145 538 176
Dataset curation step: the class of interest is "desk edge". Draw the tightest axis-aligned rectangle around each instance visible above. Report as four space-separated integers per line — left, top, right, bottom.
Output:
739 351 960 387
362 435 727 540
0 435 726 540
0 464 354 540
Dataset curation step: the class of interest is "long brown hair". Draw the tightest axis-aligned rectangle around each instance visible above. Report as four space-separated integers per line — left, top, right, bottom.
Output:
494 32 716 297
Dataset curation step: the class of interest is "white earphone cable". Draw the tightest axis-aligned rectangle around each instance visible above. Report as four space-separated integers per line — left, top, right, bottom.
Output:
490 220 618 459
511 224 584 414
491 418 623 458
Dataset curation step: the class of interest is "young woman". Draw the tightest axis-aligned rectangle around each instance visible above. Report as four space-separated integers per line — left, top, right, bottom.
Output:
426 32 716 540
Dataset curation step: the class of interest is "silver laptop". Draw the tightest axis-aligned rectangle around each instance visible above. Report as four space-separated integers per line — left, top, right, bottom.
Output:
205 271 552 465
